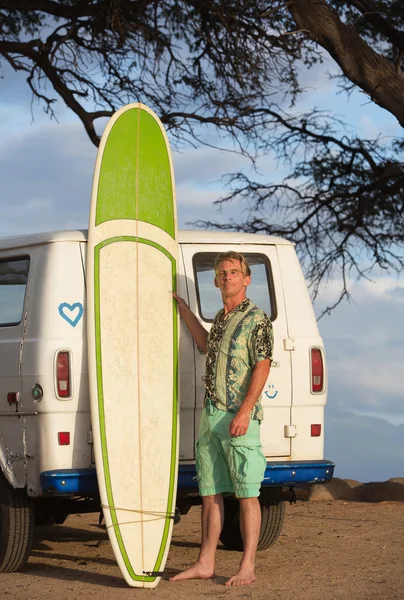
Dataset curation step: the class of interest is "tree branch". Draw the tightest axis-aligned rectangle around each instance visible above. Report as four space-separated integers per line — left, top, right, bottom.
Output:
353 0 404 51
286 0 404 127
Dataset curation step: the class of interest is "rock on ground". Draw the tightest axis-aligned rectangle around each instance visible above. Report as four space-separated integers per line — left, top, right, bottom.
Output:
309 477 404 502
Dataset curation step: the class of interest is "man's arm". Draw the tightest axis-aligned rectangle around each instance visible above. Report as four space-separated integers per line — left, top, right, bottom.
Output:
229 359 271 437
173 292 208 354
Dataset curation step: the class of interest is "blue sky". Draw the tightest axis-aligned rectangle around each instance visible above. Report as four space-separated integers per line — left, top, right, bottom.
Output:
2 56 403 483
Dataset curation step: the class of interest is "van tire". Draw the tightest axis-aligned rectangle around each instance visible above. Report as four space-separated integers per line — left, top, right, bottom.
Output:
257 496 285 550
0 472 35 572
219 495 285 552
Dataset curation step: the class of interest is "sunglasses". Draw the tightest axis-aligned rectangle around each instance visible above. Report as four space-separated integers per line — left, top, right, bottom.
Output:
215 268 245 278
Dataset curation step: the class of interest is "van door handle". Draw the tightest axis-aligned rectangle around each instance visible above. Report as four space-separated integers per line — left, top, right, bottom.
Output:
283 338 296 351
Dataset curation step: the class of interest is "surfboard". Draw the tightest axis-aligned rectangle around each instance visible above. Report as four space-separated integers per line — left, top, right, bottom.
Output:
87 103 179 588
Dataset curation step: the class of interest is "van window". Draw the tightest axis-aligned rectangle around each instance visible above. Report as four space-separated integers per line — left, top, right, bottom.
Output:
0 257 30 326
193 253 276 322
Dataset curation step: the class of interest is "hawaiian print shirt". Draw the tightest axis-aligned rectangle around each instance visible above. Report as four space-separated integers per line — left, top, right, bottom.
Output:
204 298 273 421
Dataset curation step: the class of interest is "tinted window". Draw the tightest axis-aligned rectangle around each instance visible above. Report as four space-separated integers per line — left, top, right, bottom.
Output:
193 253 276 322
0 257 30 326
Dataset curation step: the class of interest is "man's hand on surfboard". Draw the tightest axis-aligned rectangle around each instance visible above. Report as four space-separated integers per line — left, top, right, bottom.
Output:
173 293 189 316
173 292 208 354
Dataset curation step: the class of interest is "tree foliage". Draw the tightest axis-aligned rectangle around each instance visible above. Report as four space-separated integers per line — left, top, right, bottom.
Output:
1 0 404 312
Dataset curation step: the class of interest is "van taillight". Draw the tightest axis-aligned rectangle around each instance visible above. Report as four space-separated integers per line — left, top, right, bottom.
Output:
311 348 323 393
58 432 70 445
56 351 70 398
311 424 321 437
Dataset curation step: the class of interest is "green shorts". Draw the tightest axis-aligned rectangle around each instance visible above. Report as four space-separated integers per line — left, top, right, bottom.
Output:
196 402 266 498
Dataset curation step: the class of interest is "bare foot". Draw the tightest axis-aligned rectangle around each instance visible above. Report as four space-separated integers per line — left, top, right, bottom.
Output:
225 567 257 587
169 562 214 582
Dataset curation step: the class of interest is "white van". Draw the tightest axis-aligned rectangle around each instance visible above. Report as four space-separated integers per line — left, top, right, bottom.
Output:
0 229 334 572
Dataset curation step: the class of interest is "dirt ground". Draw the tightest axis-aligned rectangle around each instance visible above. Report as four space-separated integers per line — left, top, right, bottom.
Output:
2 500 404 600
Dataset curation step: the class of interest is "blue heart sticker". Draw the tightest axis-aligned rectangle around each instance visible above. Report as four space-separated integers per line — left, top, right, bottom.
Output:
58 302 84 328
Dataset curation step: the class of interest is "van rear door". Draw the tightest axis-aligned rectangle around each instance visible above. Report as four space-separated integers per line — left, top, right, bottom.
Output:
181 243 292 458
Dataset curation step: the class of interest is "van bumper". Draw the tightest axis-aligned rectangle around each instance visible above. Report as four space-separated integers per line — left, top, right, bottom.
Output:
40 469 99 496
40 460 335 496
177 459 334 491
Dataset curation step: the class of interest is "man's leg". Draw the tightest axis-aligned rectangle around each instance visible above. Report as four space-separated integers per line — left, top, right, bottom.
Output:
169 493 224 581
225 496 261 586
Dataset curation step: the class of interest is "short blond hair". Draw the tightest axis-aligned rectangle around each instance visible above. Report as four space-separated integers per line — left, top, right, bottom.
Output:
214 251 251 277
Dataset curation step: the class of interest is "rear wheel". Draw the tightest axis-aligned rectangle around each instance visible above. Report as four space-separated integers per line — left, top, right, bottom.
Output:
219 494 285 552
0 472 35 572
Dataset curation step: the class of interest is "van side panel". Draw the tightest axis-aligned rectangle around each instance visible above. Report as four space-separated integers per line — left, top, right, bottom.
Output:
277 246 327 460
21 242 91 496
0 250 33 487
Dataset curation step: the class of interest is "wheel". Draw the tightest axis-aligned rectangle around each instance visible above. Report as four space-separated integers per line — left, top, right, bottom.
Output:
219 494 285 552
257 495 285 550
0 471 35 572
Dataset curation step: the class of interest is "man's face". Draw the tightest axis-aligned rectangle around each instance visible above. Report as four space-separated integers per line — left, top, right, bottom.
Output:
214 259 251 299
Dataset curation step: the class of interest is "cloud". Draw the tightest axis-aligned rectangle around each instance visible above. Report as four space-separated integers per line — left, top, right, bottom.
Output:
290 49 400 144
386 285 404 300
317 275 404 420
0 121 95 236
0 63 43 114
177 186 248 230
173 143 288 232
0 61 80 139
360 277 404 301
177 183 221 209
173 146 250 187
297 53 337 95
358 114 401 141
317 273 404 306
325 407 404 482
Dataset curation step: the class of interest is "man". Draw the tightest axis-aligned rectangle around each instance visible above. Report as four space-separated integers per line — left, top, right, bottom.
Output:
171 251 273 586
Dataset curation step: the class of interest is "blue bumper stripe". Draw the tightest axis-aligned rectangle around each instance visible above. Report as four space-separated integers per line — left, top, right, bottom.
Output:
40 460 335 496
177 460 335 491
40 469 98 496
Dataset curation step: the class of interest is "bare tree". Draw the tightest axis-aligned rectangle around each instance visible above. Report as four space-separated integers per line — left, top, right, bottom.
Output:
1 1 403 312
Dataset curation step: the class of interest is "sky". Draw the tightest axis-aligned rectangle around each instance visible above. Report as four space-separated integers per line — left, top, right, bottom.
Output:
1 52 404 484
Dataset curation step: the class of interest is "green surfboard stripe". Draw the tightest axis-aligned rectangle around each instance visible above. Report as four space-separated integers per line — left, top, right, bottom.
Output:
94 236 178 583
95 108 175 239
